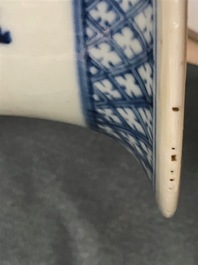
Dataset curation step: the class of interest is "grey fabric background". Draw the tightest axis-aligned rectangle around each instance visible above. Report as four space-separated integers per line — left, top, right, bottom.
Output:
0 64 197 265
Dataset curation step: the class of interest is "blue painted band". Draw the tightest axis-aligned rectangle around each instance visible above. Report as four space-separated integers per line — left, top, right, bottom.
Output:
73 0 156 180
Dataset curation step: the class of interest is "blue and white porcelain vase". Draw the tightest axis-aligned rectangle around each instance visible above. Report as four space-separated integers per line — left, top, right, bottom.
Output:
0 0 187 217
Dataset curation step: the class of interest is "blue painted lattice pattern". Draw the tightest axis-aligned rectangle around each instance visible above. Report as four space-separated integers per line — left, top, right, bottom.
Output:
74 0 155 179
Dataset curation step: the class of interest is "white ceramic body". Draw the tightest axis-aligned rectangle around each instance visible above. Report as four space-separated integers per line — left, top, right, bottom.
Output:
0 0 187 217
0 1 85 125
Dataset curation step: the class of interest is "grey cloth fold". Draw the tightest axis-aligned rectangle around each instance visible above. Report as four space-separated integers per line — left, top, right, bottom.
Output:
0 64 197 265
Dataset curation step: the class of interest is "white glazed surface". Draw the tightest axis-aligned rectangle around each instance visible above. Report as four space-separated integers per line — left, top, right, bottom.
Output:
0 0 187 217
0 0 85 126
156 0 187 217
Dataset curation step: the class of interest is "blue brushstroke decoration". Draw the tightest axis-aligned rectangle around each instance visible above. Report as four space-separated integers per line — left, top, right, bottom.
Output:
0 27 12 44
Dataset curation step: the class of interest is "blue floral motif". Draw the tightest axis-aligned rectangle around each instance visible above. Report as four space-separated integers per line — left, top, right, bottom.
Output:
74 0 156 180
